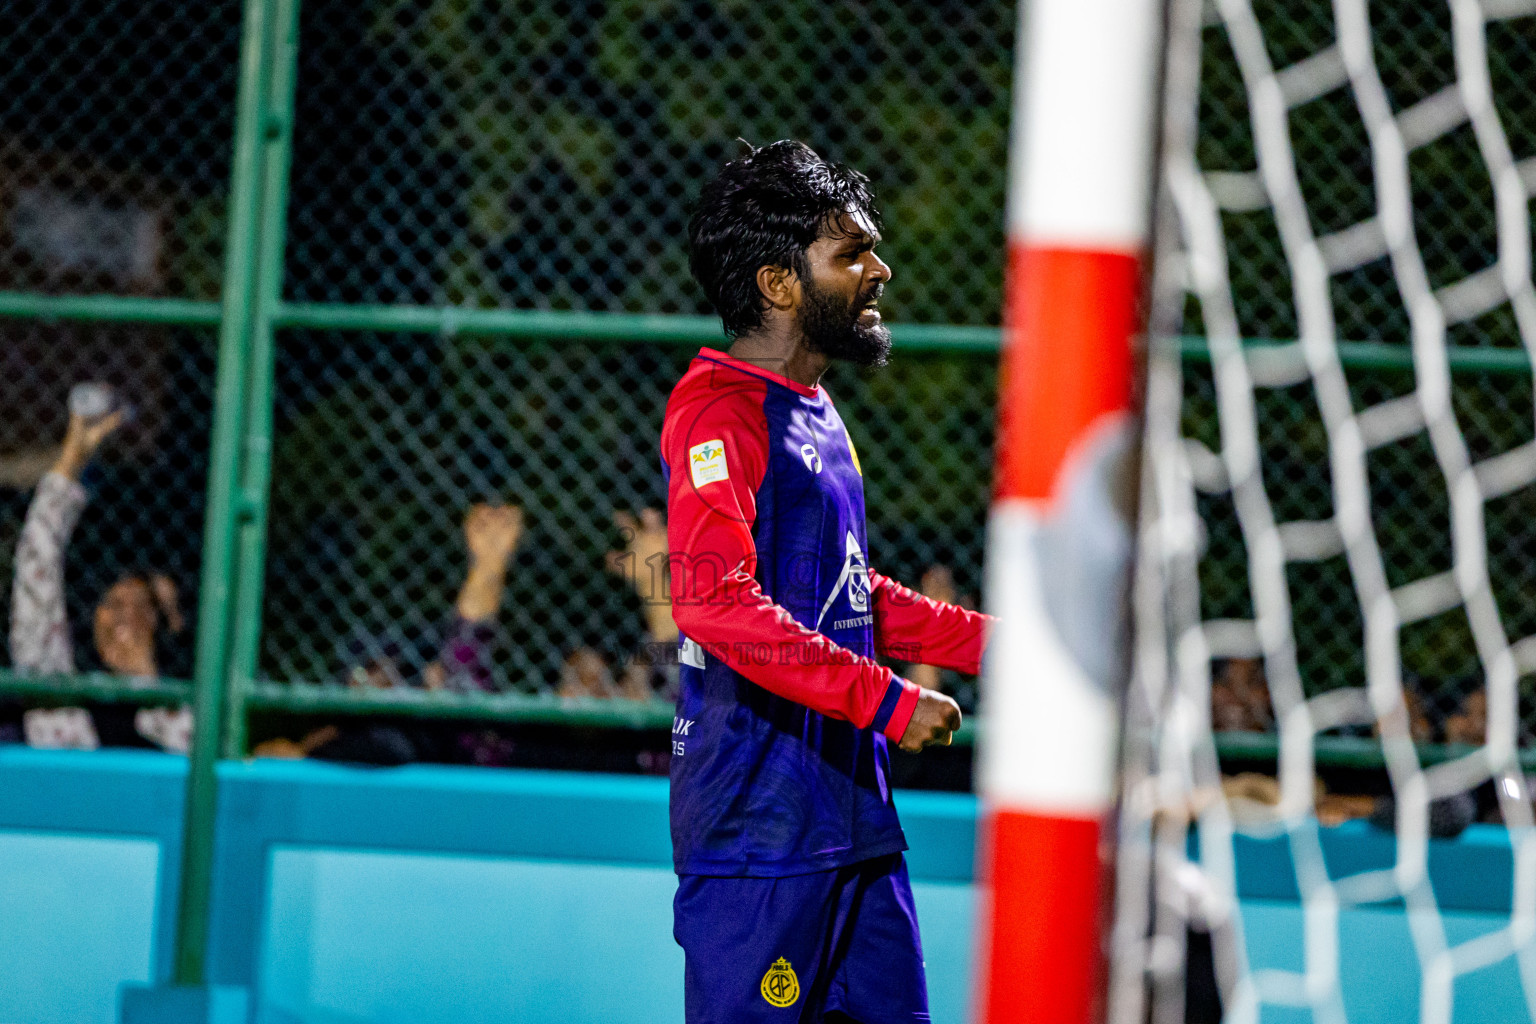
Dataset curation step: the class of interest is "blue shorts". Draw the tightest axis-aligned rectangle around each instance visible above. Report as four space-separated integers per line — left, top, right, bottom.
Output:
673 853 930 1024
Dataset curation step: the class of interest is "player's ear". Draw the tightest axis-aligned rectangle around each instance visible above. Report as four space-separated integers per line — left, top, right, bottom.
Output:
756 263 799 313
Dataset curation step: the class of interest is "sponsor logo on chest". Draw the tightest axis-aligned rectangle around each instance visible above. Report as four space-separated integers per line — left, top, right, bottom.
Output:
816 530 872 631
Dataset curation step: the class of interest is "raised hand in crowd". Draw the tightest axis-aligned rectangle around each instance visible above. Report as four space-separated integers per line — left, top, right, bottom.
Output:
455 503 524 623
606 508 678 644
419 503 523 693
51 406 126 481
11 399 127 680
150 573 185 635
12 388 192 753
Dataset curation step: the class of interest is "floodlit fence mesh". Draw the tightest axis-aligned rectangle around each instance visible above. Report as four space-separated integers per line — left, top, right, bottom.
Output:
1115 0 1536 1020
0 0 1009 740
283 0 1015 322
0 1 240 302
0 1 238 715
261 334 994 696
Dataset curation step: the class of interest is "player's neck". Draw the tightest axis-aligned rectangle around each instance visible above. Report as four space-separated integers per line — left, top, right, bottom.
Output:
727 328 829 390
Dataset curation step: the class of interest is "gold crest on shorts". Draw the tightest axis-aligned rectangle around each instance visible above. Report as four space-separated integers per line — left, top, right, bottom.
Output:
760 956 800 1008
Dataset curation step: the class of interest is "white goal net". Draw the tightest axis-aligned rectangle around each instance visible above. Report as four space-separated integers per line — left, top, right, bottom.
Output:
1112 0 1536 1021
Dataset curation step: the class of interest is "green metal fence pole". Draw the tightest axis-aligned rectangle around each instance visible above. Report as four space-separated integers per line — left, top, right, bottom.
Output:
172 0 274 987
221 0 302 761
0 293 222 326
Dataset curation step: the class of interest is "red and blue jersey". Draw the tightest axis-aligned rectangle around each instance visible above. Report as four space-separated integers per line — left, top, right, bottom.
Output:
662 348 991 877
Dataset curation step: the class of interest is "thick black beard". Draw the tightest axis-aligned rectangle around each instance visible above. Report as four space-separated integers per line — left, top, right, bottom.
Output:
798 278 892 368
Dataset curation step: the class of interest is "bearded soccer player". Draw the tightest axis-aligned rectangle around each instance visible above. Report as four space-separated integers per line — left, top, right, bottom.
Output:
663 140 994 1024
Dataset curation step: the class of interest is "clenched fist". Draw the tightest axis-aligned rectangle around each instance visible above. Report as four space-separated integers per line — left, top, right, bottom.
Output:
898 686 962 753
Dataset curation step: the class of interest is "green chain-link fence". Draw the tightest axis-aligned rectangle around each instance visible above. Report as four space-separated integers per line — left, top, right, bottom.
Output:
0 0 1014 758
283 0 1013 321
6 0 1536 765
5 0 1536 768
1183 350 1536 745
0 0 241 732
258 336 993 691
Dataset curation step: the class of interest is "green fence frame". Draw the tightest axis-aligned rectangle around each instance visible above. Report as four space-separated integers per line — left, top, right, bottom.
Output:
0 0 1534 986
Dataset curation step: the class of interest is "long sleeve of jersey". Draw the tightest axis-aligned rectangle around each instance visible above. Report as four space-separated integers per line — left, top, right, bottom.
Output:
867 571 994 675
663 383 921 744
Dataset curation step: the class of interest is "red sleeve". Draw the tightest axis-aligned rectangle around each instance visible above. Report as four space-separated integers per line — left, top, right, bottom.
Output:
663 374 920 743
868 571 995 675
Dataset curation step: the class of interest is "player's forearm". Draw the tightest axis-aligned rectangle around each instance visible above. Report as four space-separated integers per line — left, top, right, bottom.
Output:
672 567 920 741
868 571 994 674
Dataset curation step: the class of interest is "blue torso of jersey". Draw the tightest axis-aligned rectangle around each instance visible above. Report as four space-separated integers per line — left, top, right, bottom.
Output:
665 364 906 877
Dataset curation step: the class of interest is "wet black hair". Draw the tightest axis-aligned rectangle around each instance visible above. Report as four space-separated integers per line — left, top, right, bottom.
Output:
688 140 882 338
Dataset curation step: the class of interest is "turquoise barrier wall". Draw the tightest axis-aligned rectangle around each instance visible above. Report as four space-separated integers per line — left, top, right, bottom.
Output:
1 746 1533 1023
0 748 976 1024
0 830 161 1024
1241 900 1528 1022
0 749 188 1024
1228 821 1531 1022
255 849 975 1024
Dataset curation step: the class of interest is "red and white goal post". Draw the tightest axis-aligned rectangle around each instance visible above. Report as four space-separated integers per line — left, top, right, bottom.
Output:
977 0 1162 1021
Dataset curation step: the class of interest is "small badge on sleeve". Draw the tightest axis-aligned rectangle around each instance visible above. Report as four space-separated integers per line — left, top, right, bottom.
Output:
689 439 729 487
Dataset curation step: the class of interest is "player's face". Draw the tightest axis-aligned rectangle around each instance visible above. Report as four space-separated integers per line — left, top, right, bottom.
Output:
797 209 893 368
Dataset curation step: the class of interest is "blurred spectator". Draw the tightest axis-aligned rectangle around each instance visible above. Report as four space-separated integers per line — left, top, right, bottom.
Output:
1210 657 1273 733
1376 687 1434 744
1221 772 1374 826
1316 791 1378 826
253 502 523 763
336 502 523 694
1444 689 1486 746
429 503 523 692
607 507 678 700
558 645 621 699
8 397 190 752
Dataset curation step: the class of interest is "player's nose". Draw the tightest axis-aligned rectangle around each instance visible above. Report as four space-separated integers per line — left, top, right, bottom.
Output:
870 249 892 285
